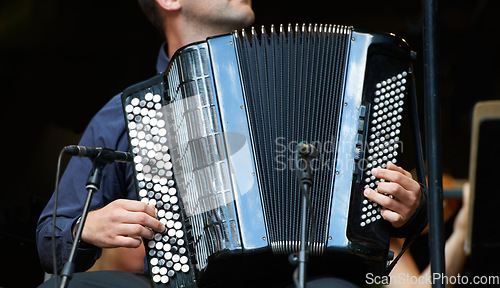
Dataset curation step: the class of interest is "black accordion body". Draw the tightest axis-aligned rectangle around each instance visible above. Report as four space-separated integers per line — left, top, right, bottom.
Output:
122 24 424 287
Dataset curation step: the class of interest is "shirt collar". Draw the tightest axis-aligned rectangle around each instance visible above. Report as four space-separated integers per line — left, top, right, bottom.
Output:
156 42 170 73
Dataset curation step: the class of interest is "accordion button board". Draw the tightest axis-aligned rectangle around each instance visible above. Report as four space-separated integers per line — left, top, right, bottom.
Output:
123 79 197 287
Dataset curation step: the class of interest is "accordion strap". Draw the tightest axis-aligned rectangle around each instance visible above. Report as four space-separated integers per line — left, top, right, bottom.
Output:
384 233 418 275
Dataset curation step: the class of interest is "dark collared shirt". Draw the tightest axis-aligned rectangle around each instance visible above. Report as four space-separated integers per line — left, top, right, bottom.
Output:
36 44 170 273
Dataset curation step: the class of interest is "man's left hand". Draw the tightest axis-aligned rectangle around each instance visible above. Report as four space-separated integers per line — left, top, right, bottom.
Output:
363 162 421 228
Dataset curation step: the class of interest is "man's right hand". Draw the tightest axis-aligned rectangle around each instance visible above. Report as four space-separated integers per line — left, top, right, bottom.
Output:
75 199 166 248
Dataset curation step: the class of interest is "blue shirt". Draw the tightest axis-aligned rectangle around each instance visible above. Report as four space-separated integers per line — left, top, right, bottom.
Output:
36 44 170 273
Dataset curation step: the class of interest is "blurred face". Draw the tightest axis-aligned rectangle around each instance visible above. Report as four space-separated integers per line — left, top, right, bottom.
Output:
181 0 255 32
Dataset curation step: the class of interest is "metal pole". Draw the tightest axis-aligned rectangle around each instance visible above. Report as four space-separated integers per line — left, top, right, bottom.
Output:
297 187 309 288
59 185 97 288
422 0 446 287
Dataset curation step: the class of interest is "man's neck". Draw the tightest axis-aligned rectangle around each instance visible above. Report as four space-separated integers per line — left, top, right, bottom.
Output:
164 17 234 58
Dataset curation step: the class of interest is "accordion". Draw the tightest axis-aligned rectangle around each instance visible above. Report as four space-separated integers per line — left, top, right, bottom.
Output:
122 23 423 287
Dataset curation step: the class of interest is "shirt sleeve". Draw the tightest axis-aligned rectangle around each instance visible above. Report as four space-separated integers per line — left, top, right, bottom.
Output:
36 95 137 273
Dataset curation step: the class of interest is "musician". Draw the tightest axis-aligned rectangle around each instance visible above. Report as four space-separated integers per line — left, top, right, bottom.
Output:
36 0 427 287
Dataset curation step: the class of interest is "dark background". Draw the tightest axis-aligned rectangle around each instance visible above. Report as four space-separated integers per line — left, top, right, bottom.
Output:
0 0 498 287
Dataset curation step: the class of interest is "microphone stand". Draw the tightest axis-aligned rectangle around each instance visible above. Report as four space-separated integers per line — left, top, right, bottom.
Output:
292 143 319 288
58 158 108 288
422 0 445 286
297 181 311 288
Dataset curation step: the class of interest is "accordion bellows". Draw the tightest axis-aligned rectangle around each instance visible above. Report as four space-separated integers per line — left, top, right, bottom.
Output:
122 23 422 287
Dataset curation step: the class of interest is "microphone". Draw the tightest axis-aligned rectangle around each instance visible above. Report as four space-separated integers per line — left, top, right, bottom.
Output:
293 142 320 288
58 145 133 288
297 142 319 159
63 145 133 164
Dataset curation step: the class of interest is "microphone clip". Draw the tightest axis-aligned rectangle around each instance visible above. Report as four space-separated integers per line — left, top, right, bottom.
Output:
295 142 318 184
63 145 133 189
